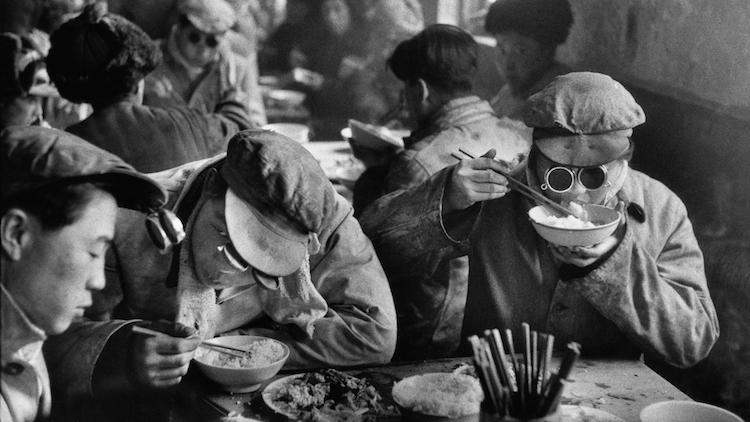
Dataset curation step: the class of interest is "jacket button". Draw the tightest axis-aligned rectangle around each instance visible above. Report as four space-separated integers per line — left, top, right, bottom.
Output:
3 362 24 375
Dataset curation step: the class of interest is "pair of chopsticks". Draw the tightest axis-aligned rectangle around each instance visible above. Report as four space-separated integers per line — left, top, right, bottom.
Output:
452 148 576 218
468 323 581 419
131 326 250 358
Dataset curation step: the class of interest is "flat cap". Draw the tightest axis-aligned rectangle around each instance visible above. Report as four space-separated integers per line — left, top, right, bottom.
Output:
220 129 336 276
523 72 645 166
178 0 236 34
1 126 166 212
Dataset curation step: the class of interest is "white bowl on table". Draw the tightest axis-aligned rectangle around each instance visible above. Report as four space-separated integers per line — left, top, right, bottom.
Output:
347 119 406 151
265 89 306 108
640 400 744 422
528 204 620 247
263 123 310 143
192 335 289 393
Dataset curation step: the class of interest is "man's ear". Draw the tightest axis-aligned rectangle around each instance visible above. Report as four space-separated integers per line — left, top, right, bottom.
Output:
1 209 31 261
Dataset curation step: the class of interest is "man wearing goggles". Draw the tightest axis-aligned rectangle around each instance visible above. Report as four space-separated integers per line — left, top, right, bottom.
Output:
143 0 267 127
361 72 718 369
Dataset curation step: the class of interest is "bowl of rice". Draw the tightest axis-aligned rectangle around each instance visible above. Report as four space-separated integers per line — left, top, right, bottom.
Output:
193 335 289 393
391 372 484 420
528 203 621 247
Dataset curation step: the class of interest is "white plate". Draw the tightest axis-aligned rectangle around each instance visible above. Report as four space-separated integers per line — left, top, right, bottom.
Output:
261 374 305 419
561 405 625 422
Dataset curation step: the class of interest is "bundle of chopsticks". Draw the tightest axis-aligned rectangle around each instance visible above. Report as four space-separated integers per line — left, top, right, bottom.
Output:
468 323 581 419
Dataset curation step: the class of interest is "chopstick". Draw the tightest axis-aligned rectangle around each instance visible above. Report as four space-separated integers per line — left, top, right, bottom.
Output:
216 284 257 305
453 148 576 218
131 326 249 358
469 323 580 419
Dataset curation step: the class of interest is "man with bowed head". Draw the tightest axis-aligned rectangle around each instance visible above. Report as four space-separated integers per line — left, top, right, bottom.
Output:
1 126 166 421
44 129 397 417
361 72 718 368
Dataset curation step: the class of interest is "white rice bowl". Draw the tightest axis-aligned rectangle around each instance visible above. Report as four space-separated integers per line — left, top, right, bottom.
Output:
391 373 483 418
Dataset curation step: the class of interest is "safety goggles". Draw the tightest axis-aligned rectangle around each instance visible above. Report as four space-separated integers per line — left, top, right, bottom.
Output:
187 31 221 48
541 165 608 193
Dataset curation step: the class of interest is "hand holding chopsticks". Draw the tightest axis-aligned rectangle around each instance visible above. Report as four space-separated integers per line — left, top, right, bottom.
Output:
131 325 249 358
468 323 581 419
452 148 577 218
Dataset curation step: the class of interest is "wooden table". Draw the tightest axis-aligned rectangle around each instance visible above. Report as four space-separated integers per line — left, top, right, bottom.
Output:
184 357 688 422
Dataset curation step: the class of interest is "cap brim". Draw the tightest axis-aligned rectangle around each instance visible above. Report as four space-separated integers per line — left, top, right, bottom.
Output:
535 132 631 167
90 169 167 212
224 188 307 277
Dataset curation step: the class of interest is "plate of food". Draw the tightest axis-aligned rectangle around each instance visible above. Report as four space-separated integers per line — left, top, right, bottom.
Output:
262 368 400 421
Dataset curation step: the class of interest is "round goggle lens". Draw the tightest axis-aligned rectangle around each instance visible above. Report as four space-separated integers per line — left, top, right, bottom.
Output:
547 168 574 192
187 32 201 44
579 167 607 190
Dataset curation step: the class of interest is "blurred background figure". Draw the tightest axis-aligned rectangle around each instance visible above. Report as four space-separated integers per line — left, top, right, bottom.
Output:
143 0 267 127
47 3 250 172
0 32 58 129
484 0 573 121
258 0 423 139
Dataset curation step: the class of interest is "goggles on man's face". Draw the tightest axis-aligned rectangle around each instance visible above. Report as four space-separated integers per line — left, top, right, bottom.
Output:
541 165 609 193
187 30 221 48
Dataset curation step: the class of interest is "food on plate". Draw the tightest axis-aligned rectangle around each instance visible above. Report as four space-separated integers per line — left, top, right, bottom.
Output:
264 369 399 420
391 372 483 418
195 339 286 368
536 213 596 229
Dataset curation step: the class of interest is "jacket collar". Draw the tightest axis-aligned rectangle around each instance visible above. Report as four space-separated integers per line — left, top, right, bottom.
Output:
407 96 493 147
1 285 46 364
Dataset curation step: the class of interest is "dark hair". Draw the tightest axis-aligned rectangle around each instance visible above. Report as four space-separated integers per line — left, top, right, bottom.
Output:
3 181 110 230
387 24 477 95
484 0 573 47
47 3 161 105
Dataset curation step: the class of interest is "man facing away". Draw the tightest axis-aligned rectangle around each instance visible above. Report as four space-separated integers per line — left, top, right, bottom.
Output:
355 24 530 359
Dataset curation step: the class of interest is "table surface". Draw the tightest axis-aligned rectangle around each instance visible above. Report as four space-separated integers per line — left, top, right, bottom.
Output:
186 357 689 422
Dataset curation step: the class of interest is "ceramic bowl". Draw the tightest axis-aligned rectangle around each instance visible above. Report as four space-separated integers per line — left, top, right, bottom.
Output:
192 335 289 393
640 400 743 422
528 204 620 247
263 122 310 143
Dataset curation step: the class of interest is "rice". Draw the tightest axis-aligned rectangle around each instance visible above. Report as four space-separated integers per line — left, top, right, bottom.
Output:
196 339 285 368
391 373 484 418
538 214 596 229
